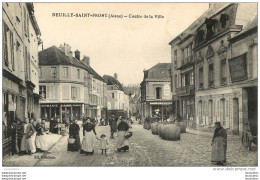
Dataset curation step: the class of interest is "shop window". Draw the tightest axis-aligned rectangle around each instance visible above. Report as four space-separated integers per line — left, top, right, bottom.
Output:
199 67 203 89
156 87 161 99
220 59 227 85
208 63 214 87
39 86 46 99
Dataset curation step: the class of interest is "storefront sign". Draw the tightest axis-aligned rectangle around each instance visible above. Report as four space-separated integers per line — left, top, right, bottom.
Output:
229 53 248 82
41 104 58 107
150 102 172 105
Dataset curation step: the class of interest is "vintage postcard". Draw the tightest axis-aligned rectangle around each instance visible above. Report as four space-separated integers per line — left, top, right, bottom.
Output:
1 2 258 180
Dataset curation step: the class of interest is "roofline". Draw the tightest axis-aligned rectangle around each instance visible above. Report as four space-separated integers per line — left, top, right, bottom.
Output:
229 26 257 43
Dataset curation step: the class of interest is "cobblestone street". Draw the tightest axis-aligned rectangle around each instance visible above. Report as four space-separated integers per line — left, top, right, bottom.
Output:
31 122 257 167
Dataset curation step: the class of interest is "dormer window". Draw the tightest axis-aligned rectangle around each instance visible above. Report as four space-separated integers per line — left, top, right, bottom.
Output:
197 29 204 43
205 18 216 40
220 14 228 28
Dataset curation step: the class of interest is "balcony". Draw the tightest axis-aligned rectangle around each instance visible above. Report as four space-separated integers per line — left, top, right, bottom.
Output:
176 85 195 96
178 55 194 70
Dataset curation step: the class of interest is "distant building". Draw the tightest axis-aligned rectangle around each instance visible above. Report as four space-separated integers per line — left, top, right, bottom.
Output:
3 2 41 158
140 63 172 120
169 3 257 134
103 74 129 118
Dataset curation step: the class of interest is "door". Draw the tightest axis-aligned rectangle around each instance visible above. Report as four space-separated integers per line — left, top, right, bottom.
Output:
233 98 239 135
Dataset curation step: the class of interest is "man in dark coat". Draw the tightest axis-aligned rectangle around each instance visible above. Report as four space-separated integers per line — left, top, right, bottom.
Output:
109 114 117 139
68 119 81 151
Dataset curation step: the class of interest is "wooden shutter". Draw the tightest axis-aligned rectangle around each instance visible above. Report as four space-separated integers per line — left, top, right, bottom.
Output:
46 86 50 99
3 21 9 66
10 30 14 71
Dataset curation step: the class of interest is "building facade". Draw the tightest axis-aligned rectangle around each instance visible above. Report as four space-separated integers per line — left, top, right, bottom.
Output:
103 74 129 118
3 2 41 158
169 3 257 134
140 63 172 120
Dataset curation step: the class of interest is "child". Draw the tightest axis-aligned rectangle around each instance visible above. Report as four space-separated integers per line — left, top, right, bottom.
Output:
99 134 109 154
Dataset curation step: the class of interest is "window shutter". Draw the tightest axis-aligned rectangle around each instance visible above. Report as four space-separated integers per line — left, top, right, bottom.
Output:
54 86 58 99
10 30 14 71
46 86 50 99
3 22 9 67
77 87 80 99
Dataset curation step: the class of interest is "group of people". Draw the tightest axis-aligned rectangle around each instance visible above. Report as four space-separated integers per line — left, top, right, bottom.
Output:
67 116 132 155
19 118 49 155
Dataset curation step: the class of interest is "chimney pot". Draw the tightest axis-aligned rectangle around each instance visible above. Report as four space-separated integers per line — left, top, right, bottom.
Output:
114 73 118 79
75 50 80 60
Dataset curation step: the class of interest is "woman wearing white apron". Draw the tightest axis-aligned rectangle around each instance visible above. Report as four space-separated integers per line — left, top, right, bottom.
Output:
29 119 37 154
20 118 35 155
81 118 98 155
35 119 48 152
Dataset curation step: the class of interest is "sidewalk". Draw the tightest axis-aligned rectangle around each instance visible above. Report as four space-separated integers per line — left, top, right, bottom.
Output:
186 128 236 137
3 133 62 167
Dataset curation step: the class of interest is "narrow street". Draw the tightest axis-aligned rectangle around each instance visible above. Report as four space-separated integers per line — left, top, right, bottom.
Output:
35 122 257 167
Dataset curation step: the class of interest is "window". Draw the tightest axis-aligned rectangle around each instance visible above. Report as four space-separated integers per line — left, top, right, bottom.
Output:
39 86 46 99
220 60 227 85
51 67 57 77
71 87 76 99
23 7 29 37
190 71 194 85
181 74 186 87
174 50 177 65
63 67 68 77
156 87 161 99
112 93 114 99
39 67 42 77
208 63 214 87
3 21 14 70
77 69 80 79
220 14 228 28
199 67 203 89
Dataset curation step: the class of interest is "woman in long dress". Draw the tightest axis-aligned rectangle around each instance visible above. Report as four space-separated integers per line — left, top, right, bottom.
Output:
117 117 130 152
29 119 37 154
68 119 81 151
81 118 98 155
35 119 48 152
20 118 35 155
211 122 227 166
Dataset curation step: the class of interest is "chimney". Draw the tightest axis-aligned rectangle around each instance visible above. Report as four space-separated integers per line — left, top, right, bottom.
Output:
114 73 118 80
59 43 72 57
75 50 80 60
82 56 90 66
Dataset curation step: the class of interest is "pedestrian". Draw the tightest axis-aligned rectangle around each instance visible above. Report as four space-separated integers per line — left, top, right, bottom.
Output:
49 118 54 133
81 118 98 155
117 117 130 152
20 118 35 155
98 134 109 154
211 122 227 166
29 118 37 154
68 119 81 151
109 114 117 139
35 119 48 152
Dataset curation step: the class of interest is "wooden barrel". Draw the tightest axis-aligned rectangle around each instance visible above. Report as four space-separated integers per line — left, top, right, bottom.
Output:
165 125 181 141
147 123 151 130
175 121 186 133
158 123 164 137
151 123 159 135
143 122 147 129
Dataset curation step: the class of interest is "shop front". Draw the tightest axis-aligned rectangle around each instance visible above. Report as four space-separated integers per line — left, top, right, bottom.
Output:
149 101 172 120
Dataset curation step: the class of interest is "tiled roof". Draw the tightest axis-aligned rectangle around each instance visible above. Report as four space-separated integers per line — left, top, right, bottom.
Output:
235 16 257 37
103 75 124 91
145 63 171 79
39 45 106 82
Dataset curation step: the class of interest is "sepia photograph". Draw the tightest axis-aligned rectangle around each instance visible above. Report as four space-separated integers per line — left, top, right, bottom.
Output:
1 1 258 177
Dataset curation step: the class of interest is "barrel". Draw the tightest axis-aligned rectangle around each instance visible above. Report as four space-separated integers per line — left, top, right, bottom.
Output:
158 124 181 141
175 121 186 133
151 123 159 135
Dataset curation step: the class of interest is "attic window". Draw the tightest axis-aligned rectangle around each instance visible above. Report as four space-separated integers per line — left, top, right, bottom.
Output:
220 14 228 28
197 30 204 43
205 18 216 40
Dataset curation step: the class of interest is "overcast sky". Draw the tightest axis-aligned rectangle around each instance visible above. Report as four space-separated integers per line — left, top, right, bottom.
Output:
34 3 209 85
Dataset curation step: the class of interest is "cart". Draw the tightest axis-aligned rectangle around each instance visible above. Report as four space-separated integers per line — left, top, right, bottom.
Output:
241 118 257 151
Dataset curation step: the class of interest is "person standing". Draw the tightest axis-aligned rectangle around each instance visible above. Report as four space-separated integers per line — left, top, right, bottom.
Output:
81 118 98 155
211 122 227 166
109 114 117 139
68 119 81 151
29 119 37 154
20 118 35 155
117 117 130 152
35 119 48 152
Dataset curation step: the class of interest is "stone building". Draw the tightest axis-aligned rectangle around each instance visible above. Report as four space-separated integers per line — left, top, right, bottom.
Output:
2 2 41 158
103 74 129 118
81 56 107 120
140 63 172 120
169 3 257 134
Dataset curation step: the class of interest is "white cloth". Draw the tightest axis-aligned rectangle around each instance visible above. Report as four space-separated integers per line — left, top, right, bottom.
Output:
117 131 129 149
35 133 48 151
81 130 95 152
100 137 109 150
20 135 33 151
30 132 36 153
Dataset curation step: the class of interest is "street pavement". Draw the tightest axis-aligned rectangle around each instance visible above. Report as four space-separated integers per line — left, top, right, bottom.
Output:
34 122 257 167
3 122 257 167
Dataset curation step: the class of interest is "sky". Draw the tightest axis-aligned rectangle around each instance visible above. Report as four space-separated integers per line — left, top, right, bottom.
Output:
34 3 209 85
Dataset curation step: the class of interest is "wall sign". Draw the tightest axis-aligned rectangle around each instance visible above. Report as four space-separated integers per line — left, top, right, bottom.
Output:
228 53 248 82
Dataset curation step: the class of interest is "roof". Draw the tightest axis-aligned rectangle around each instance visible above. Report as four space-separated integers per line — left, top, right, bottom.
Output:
144 63 171 80
39 46 106 82
103 75 124 91
233 16 257 38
